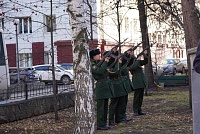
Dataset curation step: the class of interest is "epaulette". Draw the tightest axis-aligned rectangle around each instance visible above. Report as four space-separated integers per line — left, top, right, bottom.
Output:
92 62 97 70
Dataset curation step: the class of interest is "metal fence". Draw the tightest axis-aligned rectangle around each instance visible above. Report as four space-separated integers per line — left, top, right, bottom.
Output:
0 82 75 103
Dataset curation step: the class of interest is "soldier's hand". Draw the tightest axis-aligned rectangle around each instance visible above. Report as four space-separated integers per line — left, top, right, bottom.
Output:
118 58 122 63
105 57 110 62
144 50 148 55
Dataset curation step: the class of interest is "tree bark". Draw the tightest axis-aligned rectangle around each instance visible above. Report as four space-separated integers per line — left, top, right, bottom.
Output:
137 0 155 89
67 0 95 133
181 0 200 48
181 0 200 109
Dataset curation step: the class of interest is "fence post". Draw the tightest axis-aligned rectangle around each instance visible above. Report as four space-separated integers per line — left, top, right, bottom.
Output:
24 83 28 100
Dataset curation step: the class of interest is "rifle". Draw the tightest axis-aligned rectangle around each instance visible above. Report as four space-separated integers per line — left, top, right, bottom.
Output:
135 46 150 59
120 42 143 61
97 38 128 66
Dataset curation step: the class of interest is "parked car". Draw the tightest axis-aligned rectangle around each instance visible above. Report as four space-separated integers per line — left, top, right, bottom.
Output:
158 58 181 75
57 63 73 75
152 63 164 77
32 64 74 85
9 67 38 84
176 59 188 74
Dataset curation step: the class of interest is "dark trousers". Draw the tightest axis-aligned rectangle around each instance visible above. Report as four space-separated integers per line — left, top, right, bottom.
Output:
123 95 128 118
133 88 144 113
109 96 126 124
97 99 109 127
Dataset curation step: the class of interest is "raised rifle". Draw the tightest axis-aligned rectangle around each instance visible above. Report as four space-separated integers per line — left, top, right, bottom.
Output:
97 38 128 67
120 42 143 61
135 46 150 59
107 42 143 68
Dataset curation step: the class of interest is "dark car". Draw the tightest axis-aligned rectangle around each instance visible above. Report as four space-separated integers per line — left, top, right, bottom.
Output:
9 67 38 84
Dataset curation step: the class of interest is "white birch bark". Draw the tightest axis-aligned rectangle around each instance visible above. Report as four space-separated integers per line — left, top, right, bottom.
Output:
67 0 95 133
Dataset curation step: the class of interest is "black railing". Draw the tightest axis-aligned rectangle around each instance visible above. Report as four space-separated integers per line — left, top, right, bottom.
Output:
0 82 75 103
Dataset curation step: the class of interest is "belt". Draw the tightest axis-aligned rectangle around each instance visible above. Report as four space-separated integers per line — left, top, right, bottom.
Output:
96 77 109 82
132 73 141 76
121 75 129 78
110 76 128 80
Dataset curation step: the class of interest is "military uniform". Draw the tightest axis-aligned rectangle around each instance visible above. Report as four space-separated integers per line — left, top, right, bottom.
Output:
91 58 115 129
108 56 130 125
129 55 148 115
120 55 134 120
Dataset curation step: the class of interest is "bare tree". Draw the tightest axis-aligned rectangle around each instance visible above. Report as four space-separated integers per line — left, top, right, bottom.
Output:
67 0 95 133
137 0 155 89
181 0 200 108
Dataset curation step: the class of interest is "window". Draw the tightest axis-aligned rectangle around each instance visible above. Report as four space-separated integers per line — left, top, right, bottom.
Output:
44 15 56 32
133 19 137 32
34 66 49 71
163 35 166 44
19 53 32 67
125 17 129 33
17 17 32 34
158 35 162 43
44 52 49 64
0 18 4 29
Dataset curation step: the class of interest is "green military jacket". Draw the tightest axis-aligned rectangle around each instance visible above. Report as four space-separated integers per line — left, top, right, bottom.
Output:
109 62 129 97
129 56 148 89
120 65 134 93
91 59 114 100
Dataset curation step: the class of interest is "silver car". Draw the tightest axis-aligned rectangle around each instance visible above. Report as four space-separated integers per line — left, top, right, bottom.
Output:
176 59 188 74
32 64 74 85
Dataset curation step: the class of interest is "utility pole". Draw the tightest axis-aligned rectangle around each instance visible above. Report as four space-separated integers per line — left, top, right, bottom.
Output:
14 19 20 85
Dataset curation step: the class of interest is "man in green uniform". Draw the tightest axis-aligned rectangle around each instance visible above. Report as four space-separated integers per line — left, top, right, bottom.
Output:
107 48 131 125
129 50 148 116
90 48 114 130
120 49 134 121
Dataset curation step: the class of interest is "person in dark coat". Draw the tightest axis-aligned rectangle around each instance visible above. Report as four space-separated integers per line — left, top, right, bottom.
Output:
90 48 114 130
129 50 148 116
193 40 200 74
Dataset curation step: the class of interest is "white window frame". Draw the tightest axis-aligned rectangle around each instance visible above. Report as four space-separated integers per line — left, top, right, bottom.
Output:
19 53 32 67
16 17 32 34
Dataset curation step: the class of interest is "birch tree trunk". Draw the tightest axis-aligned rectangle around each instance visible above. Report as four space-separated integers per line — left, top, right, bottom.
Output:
67 0 95 133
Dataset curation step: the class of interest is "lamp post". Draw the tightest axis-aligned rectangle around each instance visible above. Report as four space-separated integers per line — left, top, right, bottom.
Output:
14 19 20 85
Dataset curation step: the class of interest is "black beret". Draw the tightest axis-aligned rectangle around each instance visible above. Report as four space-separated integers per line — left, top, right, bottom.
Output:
90 49 100 58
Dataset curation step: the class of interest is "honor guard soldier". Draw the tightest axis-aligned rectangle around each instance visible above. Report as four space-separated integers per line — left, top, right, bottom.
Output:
90 48 114 130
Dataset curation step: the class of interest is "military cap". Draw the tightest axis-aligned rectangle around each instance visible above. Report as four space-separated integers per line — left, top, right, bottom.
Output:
89 49 100 58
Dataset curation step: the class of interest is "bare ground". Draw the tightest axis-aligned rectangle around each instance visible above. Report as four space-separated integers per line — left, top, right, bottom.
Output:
0 86 192 134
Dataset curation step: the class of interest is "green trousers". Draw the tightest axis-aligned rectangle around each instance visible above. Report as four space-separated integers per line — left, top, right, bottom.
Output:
109 96 127 124
133 88 144 113
97 99 109 127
